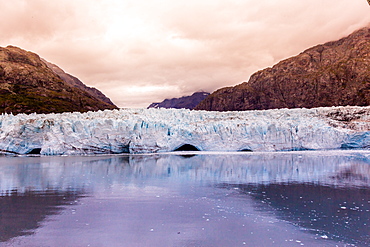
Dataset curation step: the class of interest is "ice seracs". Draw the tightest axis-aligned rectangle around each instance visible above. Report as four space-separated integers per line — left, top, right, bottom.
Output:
0 106 369 155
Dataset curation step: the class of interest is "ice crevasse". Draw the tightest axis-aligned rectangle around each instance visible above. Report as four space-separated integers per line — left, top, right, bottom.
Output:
0 106 369 155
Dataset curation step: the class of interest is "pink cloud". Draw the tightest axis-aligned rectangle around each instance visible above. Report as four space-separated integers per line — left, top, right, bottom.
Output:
0 0 369 108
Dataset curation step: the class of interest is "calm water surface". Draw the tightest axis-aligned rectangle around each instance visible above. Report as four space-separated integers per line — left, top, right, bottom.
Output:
0 151 370 247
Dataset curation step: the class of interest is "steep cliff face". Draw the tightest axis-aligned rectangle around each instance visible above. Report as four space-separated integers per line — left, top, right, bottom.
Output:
196 26 370 111
148 92 210 109
0 46 117 114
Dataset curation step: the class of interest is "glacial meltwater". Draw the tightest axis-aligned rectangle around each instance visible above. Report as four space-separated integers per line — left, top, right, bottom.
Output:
0 151 370 247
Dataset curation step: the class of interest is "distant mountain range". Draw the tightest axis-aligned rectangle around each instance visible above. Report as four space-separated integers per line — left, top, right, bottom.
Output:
0 46 117 114
195 25 370 111
148 92 210 109
3 25 370 115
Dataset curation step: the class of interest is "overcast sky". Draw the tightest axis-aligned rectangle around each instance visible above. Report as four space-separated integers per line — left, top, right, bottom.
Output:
1 0 369 108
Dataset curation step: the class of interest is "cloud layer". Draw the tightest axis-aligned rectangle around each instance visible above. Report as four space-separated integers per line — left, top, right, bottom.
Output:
1 0 369 108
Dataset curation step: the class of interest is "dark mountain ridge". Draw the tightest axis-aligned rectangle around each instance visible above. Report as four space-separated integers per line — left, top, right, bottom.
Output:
196 25 370 111
148 91 210 109
0 46 117 114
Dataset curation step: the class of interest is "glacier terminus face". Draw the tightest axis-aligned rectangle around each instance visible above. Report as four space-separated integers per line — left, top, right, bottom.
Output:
0 106 369 155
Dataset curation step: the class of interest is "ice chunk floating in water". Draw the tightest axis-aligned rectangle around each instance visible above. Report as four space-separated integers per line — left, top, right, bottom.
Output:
0 106 369 155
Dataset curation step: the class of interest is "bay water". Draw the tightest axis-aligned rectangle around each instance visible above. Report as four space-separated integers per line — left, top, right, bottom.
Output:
0 151 369 246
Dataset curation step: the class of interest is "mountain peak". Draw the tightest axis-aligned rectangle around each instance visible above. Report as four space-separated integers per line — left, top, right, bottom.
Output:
196 25 370 111
148 91 210 109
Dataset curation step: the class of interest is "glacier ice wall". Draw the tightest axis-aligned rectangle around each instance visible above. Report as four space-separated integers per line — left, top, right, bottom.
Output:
0 106 369 155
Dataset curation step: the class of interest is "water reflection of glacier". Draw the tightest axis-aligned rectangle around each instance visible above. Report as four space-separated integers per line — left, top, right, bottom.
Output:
1 151 370 246
1 151 370 194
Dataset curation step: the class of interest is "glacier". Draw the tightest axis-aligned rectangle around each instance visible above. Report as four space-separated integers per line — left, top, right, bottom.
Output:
0 106 369 155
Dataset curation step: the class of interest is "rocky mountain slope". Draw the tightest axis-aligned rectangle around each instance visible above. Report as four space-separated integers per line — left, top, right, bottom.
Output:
195 25 370 111
0 46 117 114
148 92 210 109
42 59 116 107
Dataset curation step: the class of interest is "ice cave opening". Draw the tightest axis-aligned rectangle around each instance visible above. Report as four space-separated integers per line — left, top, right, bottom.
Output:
173 144 200 152
27 148 42 155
